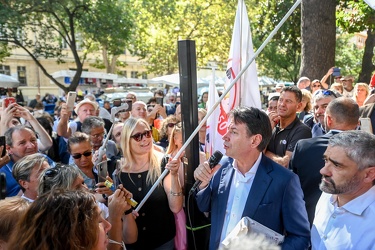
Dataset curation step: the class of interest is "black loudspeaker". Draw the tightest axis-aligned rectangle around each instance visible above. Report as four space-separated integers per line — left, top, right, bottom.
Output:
178 40 210 250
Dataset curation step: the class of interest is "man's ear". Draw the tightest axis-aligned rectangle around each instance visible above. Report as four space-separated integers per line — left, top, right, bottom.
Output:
296 101 303 111
364 166 375 184
251 134 262 149
326 114 333 128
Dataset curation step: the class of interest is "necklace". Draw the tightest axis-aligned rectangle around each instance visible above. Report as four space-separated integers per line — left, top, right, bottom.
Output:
133 160 149 172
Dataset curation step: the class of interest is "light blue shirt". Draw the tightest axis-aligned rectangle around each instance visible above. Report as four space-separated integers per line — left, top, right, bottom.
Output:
312 185 375 250
220 153 261 242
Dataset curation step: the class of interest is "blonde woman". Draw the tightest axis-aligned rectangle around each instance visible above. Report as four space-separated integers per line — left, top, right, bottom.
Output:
116 117 183 250
297 89 313 121
353 82 370 107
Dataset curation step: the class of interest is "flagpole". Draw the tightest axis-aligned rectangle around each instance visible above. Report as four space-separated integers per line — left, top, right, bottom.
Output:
135 0 302 212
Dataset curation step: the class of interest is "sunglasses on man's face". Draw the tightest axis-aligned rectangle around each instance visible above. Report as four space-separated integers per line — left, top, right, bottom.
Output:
72 151 92 159
131 130 152 142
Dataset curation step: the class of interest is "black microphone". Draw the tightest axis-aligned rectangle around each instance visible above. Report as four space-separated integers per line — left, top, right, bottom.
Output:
189 150 223 195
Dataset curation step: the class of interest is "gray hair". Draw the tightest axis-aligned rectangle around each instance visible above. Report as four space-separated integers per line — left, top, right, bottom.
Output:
81 116 105 135
329 131 375 170
313 89 338 103
38 164 81 195
4 125 35 147
12 153 48 192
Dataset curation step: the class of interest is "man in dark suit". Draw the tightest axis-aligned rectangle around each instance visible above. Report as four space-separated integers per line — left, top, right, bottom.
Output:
194 107 310 250
290 97 359 226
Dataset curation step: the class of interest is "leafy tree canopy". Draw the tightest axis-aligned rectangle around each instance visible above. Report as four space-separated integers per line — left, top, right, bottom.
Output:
0 0 133 92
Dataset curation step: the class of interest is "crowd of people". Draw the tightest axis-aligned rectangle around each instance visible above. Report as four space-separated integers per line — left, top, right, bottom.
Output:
0 67 375 250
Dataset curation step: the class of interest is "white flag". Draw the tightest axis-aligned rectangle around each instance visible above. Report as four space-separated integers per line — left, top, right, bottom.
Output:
218 0 262 143
206 71 224 156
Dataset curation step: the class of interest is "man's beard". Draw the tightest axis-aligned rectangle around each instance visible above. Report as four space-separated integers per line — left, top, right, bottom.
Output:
320 173 362 194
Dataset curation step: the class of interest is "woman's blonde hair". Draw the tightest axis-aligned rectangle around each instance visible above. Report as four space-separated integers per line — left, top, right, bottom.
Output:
301 89 312 112
120 117 161 184
354 82 370 99
166 122 183 155
159 115 178 139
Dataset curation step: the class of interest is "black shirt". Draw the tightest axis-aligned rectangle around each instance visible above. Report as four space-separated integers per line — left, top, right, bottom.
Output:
267 116 312 157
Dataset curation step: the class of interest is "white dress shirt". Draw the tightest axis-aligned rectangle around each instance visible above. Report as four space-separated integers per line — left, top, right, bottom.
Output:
220 153 261 242
312 185 375 250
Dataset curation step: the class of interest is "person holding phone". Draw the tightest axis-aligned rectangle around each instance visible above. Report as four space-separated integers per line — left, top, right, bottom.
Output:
0 103 53 152
320 66 343 90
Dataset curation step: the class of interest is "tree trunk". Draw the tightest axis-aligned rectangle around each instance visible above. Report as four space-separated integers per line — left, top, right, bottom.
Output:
300 0 336 81
109 55 119 74
358 29 375 83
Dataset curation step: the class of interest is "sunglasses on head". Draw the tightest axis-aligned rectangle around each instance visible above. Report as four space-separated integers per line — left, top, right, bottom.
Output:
72 151 92 159
167 123 176 128
131 130 152 142
43 164 64 180
43 168 59 179
314 89 337 98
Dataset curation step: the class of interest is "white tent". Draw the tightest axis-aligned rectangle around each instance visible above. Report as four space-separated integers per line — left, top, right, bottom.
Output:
150 73 211 86
0 74 19 88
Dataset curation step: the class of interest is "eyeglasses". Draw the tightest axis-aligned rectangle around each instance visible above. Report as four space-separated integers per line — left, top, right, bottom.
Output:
91 132 105 139
130 130 152 142
167 123 176 128
72 151 92 159
314 89 337 98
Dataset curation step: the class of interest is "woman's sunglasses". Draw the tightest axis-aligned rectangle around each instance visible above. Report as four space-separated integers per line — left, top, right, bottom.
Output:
131 130 152 142
167 123 176 128
72 151 92 159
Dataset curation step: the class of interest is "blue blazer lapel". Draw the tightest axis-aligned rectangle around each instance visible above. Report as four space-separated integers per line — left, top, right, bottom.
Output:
242 156 273 218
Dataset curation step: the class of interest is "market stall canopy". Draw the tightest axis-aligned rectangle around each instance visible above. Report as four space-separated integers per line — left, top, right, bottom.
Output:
150 73 210 86
0 74 20 88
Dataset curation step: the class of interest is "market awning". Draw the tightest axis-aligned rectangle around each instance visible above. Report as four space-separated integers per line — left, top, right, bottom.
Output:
0 73 20 88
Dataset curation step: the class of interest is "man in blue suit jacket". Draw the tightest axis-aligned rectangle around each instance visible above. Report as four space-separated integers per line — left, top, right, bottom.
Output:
290 97 359 226
194 106 310 250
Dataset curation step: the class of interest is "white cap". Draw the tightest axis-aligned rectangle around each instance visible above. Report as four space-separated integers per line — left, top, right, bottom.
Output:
74 99 98 114
268 92 280 101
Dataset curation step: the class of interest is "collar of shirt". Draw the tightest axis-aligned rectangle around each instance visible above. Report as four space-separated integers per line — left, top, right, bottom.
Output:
232 153 262 180
21 194 34 203
329 185 375 216
275 116 299 133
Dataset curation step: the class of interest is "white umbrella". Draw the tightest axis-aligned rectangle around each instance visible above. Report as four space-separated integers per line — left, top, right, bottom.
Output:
0 74 19 88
